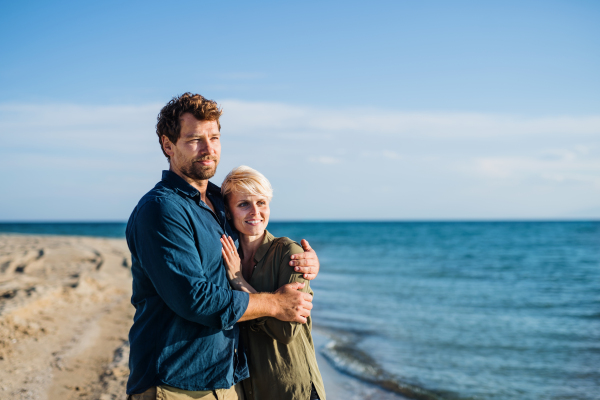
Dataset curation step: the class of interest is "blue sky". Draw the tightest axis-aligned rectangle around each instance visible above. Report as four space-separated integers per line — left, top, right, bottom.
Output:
1 1 599 220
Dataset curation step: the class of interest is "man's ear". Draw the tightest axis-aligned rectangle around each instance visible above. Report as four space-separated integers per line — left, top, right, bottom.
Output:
161 135 175 158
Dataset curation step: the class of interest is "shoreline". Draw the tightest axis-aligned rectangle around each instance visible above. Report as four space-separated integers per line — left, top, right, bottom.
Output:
312 327 409 400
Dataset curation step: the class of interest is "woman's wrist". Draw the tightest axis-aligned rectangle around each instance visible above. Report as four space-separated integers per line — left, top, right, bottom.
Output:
229 275 258 294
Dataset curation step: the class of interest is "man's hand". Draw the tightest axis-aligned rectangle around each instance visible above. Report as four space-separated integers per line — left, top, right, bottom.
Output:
272 282 313 324
289 239 320 280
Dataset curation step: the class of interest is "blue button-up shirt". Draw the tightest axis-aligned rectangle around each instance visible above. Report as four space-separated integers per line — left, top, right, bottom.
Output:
125 170 250 394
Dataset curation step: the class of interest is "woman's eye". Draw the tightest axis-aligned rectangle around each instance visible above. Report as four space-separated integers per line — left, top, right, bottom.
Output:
238 202 248 207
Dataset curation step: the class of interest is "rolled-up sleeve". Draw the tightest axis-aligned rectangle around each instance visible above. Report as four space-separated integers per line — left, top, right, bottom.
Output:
132 198 249 330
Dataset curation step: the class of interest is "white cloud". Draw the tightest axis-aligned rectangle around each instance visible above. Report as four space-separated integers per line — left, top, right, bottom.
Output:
0 102 162 153
309 156 341 164
1 100 599 220
220 100 600 138
472 145 600 186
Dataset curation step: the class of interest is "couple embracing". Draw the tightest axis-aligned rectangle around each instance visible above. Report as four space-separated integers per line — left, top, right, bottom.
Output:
126 93 326 400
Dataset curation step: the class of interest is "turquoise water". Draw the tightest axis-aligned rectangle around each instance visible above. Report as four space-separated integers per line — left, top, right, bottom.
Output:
1 221 599 399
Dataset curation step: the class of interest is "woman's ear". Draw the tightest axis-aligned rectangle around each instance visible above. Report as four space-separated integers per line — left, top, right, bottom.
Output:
226 212 231 220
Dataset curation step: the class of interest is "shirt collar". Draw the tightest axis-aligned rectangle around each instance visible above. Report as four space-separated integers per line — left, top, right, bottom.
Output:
161 170 222 199
253 230 276 264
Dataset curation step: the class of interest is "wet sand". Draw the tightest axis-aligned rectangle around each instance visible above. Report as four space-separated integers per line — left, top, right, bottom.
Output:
0 234 405 400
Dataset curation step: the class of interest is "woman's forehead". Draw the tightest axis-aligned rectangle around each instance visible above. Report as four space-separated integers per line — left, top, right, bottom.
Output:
230 191 269 201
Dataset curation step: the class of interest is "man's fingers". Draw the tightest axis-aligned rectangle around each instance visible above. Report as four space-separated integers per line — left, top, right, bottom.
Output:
293 264 316 275
300 239 312 252
303 273 317 281
285 282 305 291
290 252 314 261
301 293 313 303
294 315 308 324
290 257 306 267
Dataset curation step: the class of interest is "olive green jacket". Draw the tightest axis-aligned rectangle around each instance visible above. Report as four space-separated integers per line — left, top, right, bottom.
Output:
240 230 326 400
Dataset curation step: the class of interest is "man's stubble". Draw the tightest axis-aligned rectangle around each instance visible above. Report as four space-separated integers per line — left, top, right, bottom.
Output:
180 155 219 181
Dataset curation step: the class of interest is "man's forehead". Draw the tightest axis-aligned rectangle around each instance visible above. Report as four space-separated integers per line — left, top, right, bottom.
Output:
180 115 220 135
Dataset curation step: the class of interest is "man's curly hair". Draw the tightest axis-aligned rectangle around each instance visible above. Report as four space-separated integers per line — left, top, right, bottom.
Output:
156 92 223 159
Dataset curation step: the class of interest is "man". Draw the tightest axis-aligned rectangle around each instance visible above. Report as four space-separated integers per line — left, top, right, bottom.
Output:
126 93 320 399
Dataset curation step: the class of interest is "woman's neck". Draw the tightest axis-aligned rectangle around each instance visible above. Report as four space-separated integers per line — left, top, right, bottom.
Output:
239 230 266 264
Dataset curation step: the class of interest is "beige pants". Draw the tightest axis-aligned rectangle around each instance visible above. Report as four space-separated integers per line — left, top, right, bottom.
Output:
128 382 245 400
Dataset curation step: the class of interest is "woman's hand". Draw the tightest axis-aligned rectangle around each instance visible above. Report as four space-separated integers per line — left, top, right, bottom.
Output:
221 235 258 294
221 235 242 281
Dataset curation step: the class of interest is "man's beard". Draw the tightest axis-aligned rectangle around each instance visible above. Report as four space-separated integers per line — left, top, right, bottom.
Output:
181 157 219 180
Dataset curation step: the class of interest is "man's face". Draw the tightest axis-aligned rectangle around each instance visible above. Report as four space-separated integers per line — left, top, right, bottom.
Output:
163 113 221 181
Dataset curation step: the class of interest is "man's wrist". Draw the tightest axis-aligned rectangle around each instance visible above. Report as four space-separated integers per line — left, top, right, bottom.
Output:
263 292 277 318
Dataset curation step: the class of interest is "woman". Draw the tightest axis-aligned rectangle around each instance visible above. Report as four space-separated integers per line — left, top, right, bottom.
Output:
219 165 326 400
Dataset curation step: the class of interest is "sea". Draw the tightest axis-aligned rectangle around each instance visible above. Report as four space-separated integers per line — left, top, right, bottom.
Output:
1 221 599 400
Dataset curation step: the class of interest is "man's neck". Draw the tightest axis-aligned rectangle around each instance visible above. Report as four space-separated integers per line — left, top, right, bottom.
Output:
170 167 210 204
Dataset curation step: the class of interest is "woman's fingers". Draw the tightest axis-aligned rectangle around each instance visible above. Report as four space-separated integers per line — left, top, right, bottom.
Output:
221 236 233 255
227 236 236 247
221 247 230 265
220 238 227 255
221 235 237 255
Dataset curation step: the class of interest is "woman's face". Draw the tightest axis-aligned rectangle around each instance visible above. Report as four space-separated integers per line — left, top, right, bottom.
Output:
227 191 270 238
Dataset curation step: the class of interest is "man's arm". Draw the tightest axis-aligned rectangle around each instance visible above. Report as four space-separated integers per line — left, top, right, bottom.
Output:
220 235 313 324
131 200 248 330
237 282 313 323
289 239 320 280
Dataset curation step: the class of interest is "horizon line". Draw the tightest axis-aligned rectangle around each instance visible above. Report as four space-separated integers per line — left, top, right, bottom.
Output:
0 219 599 224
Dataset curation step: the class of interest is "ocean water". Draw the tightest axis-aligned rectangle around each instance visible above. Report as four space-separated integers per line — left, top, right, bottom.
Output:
1 221 599 399
267 222 600 400
0 222 126 237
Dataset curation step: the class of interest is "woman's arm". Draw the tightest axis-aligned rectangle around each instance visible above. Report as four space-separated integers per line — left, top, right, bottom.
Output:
221 235 257 294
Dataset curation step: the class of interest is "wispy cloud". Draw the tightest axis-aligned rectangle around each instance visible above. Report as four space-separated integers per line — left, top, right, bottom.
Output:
309 156 341 164
1 100 599 219
221 100 600 138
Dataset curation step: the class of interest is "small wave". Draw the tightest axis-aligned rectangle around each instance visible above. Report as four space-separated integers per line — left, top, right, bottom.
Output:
319 330 466 400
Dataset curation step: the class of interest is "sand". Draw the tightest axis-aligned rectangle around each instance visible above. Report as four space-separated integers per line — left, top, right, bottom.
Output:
0 234 132 400
0 234 405 400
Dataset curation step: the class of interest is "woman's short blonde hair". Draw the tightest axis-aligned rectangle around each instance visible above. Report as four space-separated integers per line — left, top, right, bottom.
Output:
221 165 273 203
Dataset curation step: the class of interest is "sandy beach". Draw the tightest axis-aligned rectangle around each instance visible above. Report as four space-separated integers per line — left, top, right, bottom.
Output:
0 234 405 400
0 234 132 400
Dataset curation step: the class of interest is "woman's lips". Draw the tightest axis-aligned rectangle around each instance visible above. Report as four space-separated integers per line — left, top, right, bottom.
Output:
245 220 262 226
